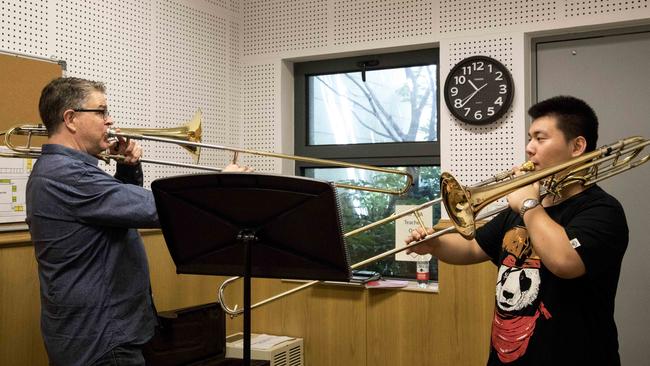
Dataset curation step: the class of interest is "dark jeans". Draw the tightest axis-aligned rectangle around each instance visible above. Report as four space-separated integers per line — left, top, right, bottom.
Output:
90 345 145 366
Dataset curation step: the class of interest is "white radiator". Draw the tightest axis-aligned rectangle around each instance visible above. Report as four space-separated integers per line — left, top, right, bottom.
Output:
225 333 304 366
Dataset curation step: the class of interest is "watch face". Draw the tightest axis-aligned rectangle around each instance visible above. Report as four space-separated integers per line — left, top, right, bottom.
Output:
523 198 538 209
444 56 514 125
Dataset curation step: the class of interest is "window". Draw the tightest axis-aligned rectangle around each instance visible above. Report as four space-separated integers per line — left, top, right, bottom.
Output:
294 48 440 282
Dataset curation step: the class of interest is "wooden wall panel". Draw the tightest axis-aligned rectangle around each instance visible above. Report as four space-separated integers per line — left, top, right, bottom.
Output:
0 244 48 366
238 258 496 366
0 231 496 366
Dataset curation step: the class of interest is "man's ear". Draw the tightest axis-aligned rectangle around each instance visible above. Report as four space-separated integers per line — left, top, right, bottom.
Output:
572 136 587 156
62 109 77 132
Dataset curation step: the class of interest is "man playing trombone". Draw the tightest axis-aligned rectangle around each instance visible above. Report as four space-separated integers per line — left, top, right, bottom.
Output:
406 96 628 366
26 77 249 366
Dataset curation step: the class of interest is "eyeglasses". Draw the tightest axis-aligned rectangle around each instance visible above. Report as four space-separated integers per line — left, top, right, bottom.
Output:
73 108 111 120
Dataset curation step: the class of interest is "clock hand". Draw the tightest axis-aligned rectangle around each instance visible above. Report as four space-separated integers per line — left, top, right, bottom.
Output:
475 83 488 92
460 83 488 107
467 79 480 91
459 90 479 107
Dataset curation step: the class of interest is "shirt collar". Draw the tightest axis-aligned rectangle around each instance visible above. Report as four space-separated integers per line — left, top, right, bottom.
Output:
40 144 99 166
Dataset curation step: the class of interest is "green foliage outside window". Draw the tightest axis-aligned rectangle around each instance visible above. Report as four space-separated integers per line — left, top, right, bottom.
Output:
307 166 441 280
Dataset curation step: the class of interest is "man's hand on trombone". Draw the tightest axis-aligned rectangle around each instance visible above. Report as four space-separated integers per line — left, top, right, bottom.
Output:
505 164 541 214
110 133 142 165
223 163 254 172
404 227 436 256
223 151 254 172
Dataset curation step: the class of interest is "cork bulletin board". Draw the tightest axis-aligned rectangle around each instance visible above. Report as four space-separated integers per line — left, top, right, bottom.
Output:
0 52 64 229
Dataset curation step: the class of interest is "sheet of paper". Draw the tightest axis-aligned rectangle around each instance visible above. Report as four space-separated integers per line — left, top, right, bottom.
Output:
365 280 409 289
394 204 433 262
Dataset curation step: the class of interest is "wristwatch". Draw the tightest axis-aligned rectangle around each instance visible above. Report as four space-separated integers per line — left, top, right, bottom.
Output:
519 198 540 218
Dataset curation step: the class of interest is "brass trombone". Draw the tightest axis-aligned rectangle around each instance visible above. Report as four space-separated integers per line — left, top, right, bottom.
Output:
218 136 649 317
442 136 650 239
106 121 413 195
1 110 413 195
0 110 222 171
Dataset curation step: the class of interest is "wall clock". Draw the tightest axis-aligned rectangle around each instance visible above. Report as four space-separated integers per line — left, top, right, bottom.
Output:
443 56 514 125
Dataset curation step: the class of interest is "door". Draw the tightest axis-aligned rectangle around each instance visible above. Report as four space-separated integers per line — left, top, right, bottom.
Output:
536 30 650 365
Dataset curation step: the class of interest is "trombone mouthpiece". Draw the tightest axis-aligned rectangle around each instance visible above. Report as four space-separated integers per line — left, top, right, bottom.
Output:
105 128 119 149
521 161 535 172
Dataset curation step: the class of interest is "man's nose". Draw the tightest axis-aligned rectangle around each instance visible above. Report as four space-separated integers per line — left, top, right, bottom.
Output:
525 141 534 156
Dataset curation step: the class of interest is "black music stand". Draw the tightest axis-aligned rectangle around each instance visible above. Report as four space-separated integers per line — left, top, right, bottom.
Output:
151 173 351 366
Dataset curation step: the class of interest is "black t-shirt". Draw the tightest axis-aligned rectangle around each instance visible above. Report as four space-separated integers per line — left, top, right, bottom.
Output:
475 185 628 366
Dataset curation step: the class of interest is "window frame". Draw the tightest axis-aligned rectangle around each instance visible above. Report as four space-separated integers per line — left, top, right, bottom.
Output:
293 48 441 282
294 48 440 168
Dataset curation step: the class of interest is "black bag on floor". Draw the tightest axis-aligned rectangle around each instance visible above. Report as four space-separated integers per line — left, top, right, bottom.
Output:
143 302 268 366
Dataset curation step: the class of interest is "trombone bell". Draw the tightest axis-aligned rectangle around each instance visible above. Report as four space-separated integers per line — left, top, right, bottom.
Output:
441 161 537 240
441 172 476 239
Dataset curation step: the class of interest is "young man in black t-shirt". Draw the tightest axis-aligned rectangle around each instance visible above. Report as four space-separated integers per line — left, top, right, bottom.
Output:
406 96 628 366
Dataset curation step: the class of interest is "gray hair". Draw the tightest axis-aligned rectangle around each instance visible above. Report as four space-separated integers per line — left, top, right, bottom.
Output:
38 77 106 135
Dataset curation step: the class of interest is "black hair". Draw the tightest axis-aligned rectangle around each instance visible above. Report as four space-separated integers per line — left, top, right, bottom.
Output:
528 96 598 152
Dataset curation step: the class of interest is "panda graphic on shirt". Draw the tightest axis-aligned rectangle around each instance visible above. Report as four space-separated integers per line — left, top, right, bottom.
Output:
491 226 552 363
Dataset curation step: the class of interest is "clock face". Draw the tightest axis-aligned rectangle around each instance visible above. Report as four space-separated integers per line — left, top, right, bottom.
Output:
443 56 514 125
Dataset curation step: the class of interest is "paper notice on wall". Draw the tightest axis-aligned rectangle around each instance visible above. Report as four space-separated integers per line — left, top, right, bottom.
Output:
394 204 432 262
0 154 34 224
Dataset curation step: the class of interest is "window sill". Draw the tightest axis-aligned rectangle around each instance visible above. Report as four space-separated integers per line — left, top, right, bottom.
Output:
282 278 439 293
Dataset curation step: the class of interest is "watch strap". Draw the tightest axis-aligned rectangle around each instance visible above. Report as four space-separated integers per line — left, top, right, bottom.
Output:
519 198 540 218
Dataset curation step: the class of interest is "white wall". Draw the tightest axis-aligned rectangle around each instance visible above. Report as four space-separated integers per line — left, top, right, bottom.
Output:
1 0 243 186
5 0 648 181
239 0 650 180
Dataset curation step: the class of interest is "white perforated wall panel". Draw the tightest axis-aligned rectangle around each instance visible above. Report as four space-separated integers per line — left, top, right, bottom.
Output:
441 35 525 188
205 0 240 14
243 0 327 56
0 0 242 188
565 0 648 16
438 35 527 217
332 0 435 45
440 0 558 33
54 1 153 126
241 63 280 173
3 0 650 190
149 0 231 186
228 19 242 149
0 0 50 57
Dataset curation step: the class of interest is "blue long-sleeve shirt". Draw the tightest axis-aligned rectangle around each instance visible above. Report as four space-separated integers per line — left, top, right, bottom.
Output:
26 144 160 366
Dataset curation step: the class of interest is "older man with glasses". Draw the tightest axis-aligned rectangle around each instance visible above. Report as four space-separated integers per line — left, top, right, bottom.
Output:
26 77 246 366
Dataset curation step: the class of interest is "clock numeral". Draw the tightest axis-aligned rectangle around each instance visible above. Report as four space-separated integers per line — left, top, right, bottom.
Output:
445 56 512 125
